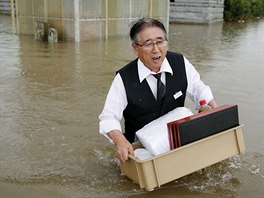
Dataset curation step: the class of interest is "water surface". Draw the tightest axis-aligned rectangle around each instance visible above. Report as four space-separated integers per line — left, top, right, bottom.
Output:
0 15 263 197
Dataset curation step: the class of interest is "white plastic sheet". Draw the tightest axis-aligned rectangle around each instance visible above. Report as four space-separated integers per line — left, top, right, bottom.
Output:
136 107 193 156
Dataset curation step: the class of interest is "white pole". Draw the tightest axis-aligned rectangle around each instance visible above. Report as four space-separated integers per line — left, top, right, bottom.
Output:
166 0 170 36
10 0 14 18
129 0 132 23
44 0 47 23
15 0 19 34
10 0 15 34
149 0 153 18
105 0 108 41
74 0 80 42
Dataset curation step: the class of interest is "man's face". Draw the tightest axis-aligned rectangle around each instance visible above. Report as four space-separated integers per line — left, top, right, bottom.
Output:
132 26 168 73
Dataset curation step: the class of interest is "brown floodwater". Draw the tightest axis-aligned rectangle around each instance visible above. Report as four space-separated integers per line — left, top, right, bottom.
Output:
0 15 263 197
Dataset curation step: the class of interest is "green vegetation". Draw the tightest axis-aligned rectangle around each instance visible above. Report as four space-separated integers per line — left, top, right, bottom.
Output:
224 0 264 21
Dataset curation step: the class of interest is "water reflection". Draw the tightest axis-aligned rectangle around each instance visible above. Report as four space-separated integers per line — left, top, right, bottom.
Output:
169 22 224 66
0 15 263 197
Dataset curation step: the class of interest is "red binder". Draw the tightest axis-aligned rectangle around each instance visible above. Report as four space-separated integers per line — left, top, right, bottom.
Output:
167 105 239 150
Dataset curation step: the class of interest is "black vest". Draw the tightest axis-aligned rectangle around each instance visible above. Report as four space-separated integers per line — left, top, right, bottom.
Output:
118 51 187 143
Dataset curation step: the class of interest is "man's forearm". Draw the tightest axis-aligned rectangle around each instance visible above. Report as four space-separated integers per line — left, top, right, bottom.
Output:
107 130 125 145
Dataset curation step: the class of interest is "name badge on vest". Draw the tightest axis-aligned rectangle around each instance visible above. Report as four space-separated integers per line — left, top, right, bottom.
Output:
173 91 183 100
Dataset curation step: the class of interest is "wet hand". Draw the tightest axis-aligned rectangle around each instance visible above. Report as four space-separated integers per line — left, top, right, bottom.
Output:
208 99 217 109
108 130 134 163
114 138 134 163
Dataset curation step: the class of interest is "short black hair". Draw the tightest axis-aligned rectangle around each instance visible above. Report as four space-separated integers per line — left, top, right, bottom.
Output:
129 18 167 43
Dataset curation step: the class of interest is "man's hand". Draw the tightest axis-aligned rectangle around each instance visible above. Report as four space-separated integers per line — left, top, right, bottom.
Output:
108 130 134 163
208 99 217 109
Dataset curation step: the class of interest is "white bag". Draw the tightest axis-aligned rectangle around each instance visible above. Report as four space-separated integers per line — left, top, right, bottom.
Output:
135 107 193 156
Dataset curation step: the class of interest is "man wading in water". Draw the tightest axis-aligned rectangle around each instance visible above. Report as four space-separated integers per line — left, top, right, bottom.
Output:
99 18 217 162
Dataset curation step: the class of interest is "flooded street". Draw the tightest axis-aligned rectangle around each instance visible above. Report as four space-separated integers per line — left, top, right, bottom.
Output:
0 14 263 198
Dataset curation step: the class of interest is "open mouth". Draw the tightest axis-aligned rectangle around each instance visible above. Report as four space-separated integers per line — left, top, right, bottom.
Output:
152 56 161 61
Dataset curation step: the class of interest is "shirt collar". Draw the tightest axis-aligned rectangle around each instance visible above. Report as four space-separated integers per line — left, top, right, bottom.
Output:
138 57 173 83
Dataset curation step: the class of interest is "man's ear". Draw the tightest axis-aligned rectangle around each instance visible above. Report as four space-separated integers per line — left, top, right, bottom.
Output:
132 44 139 56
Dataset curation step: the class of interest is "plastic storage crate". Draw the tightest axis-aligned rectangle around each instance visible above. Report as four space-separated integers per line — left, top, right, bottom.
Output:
120 125 245 191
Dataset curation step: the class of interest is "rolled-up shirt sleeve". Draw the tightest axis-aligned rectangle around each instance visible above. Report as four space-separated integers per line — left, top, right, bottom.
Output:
184 57 214 108
99 73 127 142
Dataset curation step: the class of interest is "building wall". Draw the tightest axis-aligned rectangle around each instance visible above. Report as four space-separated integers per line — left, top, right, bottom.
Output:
14 0 170 41
170 0 224 24
2 0 225 41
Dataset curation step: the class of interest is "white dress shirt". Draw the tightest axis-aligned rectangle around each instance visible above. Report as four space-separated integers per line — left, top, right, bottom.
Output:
99 56 214 142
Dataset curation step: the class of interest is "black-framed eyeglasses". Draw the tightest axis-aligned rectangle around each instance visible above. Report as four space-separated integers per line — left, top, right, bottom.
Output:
136 38 167 50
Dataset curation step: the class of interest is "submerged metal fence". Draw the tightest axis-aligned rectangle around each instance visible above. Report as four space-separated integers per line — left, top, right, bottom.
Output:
0 0 15 15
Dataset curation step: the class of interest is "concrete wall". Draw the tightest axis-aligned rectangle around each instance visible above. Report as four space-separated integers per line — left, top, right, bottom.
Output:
15 0 170 41
4 0 225 41
170 0 224 24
